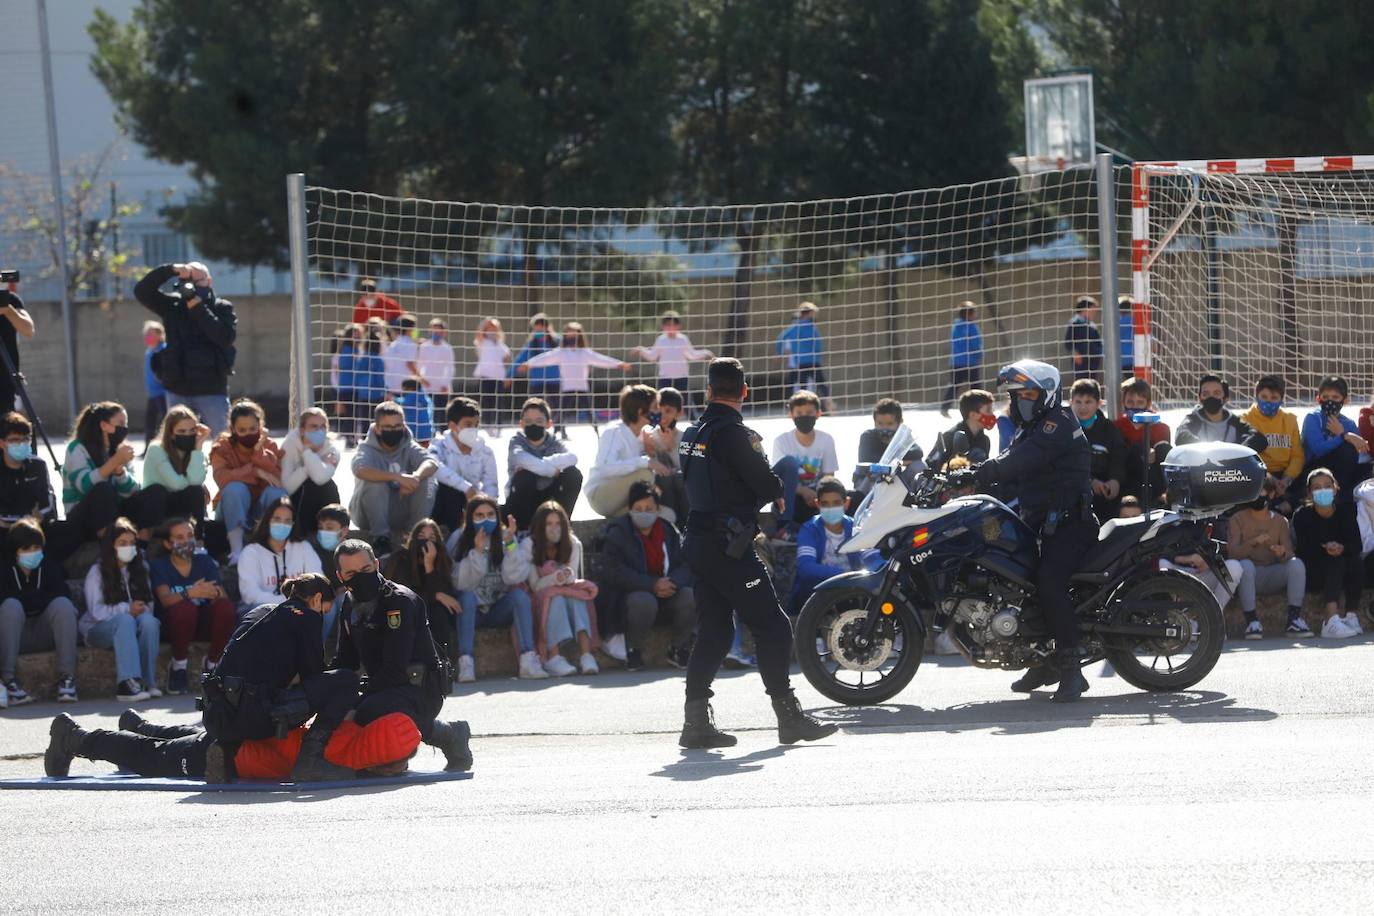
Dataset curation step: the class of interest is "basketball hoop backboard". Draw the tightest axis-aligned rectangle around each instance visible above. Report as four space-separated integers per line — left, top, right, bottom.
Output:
1024 74 1095 172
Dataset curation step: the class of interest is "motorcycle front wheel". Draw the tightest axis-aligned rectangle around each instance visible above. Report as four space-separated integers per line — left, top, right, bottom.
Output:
1104 572 1225 692
794 587 924 706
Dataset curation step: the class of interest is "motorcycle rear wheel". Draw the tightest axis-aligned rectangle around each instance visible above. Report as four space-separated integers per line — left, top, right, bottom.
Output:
794 587 924 706
1104 572 1225 692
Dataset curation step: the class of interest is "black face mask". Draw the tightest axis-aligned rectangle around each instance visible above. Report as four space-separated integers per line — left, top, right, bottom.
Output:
793 416 817 434
378 427 406 447
108 425 129 449
171 434 197 453
875 427 896 439
524 423 546 442
345 569 382 602
1201 397 1224 414
1320 398 1344 416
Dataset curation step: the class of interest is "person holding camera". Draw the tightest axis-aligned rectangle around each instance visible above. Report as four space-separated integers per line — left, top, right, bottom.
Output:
0 270 36 415
134 262 237 436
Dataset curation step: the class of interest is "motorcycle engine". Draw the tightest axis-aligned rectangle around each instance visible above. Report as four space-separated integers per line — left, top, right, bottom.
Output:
950 596 1023 647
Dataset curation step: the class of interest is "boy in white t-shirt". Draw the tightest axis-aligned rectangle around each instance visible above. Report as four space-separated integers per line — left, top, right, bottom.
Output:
770 390 838 538
382 313 422 396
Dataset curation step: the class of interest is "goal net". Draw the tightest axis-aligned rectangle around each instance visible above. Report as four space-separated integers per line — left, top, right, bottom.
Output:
1133 158 1374 406
295 169 1114 429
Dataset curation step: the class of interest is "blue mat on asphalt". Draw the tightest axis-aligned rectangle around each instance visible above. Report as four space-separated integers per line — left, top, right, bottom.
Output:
0 769 472 793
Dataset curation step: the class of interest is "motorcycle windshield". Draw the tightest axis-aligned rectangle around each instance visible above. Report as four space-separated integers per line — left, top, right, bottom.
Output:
852 424 916 531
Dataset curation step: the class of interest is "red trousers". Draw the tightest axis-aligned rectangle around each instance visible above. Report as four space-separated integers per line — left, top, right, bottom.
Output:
234 713 423 779
162 598 237 663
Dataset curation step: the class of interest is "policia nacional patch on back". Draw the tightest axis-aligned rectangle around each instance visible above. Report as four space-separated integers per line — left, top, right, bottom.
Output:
386 609 401 630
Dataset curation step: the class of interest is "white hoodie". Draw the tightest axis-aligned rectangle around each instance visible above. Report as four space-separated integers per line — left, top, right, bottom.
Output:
280 429 341 495
1355 478 1374 557
585 421 651 503
237 540 323 608
428 429 499 497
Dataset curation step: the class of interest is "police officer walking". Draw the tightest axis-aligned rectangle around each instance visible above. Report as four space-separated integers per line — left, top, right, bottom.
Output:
45 574 360 781
974 359 1097 702
335 539 472 772
678 358 837 748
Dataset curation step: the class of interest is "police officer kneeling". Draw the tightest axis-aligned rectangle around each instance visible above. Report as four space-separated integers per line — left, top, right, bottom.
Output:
201 574 359 781
334 539 472 772
678 358 837 748
973 359 1097 703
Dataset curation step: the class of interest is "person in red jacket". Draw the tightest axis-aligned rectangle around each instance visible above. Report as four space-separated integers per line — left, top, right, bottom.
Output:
1114 378 1171 507
350 277 403 327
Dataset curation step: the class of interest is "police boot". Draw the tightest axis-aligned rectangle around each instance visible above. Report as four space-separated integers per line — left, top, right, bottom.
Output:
289 721 354 782
1051 650 1089 703
203 742 231 784
1011 662 1060 694
426 719 474 772
772 695 838 745
44 713 88 777
679 699 737 749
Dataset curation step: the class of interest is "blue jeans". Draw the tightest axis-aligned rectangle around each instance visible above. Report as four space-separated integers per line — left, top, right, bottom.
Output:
772 455 801 527
457 589 535 656
545 595 591 648
86 611 160 685
165 392 231 438
217 482 289 534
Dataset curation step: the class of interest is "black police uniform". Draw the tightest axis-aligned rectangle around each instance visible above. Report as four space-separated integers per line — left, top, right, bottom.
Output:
679 401 794 701
337 575 445 740
975 403 1096 650
203 598 360 744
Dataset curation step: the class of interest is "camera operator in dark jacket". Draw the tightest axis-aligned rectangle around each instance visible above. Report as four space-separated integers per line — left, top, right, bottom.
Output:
134 262 237 436
0 273 36 417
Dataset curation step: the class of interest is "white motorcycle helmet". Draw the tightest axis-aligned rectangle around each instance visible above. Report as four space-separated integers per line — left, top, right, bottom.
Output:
997 359 1062 427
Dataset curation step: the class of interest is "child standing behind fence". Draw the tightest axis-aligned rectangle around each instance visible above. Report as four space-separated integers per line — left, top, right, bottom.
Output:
518 322 628 436
472 318 510 428
632 311 712 410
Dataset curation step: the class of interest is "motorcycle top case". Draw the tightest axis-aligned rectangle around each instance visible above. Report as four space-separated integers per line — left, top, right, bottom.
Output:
1162 442 1265 510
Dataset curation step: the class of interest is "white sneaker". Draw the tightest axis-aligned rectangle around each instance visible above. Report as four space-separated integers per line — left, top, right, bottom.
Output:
518 651 550 680
933 630 960 656
457 655 476 683
145 684 163 699
0 682 7 709
543 655 577 677
1322 616 1358 640
1244 620 1264 640
602 633 627 663
1342 612 1364 635
579 652 599 675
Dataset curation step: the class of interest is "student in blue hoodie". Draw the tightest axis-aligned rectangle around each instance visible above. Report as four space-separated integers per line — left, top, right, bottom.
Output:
396 377 436 445
1301 375 1369 498
940 302 984 416
788 476 865 615
776 302 829 403
506 313 561 405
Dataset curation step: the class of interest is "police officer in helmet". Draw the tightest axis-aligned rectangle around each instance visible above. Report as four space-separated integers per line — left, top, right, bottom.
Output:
678 358 837 747
973 359 1096 702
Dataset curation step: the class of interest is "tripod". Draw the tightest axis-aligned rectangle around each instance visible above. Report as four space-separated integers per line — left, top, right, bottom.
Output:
0 335 60 467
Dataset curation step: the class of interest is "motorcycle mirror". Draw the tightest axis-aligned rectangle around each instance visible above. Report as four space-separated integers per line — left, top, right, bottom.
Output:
952 430 971 456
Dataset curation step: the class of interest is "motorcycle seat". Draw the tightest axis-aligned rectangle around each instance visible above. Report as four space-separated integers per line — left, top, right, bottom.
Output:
1073 515 1154 578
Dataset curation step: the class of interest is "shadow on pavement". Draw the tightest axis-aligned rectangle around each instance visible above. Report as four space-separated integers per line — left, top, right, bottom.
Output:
650 743 819 782
175 780 439 805
811 689 1278 737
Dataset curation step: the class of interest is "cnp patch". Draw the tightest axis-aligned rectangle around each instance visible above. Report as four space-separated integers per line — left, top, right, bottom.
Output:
292 608 304 616
1041 420 1057 434
386 609 401 630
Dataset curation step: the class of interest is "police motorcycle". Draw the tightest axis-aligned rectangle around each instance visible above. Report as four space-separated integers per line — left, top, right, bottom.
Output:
793 423 1265 705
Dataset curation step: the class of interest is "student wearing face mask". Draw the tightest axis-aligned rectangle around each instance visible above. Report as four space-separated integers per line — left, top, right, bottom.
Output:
854 398 904 495
789 477 866 616
1241 376 1305 514
310 504 352 583
505 398 582 530
586 385 665 519
0 519 79 707
472 317 511 427
211 399 286 564
82 518 162 702
1226 480 1310 640
350 277 403 326
522 501 601 676
418 318 456 419
1068 380 1126 520
62 401 169 549
1176 374 1268 451
451 497 544 681
350 402 440 555
428 397 499 534
507 313 560 405
385 519 463 678
519 322 630 433
631 311 714 409
236 498 325 617
1300 375 1368 499
382 313 424 398
0 412 57 532
140 320 166 456
642 387 688 522
770 390 839 538
929 389 997 472
148 517 236 694
282 407 342 537
143 405 212 526
596 482 696 671
1293 469 1365 639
